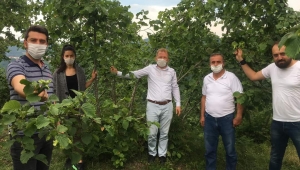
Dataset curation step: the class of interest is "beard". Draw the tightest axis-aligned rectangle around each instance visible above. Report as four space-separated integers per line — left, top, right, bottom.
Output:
275 58 292 68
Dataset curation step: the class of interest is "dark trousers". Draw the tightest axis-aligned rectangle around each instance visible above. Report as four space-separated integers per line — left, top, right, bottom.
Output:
10 134 53 170
269 120 300 170
204 112 237 170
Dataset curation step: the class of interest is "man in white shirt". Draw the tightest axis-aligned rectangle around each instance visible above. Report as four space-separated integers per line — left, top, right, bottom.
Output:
110 48 181 164
201 53 244 170
235 42 300 170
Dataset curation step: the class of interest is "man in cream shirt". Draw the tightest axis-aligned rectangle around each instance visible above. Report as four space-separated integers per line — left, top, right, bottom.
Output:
110 48 181 164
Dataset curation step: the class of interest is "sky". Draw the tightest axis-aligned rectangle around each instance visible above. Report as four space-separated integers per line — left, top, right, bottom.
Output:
119 0 300 38
3 0 300 40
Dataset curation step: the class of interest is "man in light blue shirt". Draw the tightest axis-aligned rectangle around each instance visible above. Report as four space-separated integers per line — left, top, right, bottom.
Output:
111 48 181 164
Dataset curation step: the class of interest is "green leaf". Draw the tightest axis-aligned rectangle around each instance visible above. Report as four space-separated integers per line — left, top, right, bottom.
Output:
1 139 15 148
114 114 121 121
55 135 70 149
49 105 59 115
33 154 48 165
284 34 300 59
279 32 292 48
0 124 4 133
23 84 34 95
61 99 73 106
233 91 242 98
81 133 92 145
70 152 81 164
57 125 68 133
71 90 83 97
122 120 129 130
26 94 41 103
2 114 16 125
92 134 99 142
148 121 160 128
35 115 50 129
1 100 21 113
23 120 37 137
20 79 31 86
104 125 114 136
258 43 267 51
93 118 101 124
81 103 96 118
26 106 35 115
69 126 77 136
22 136 35 151
20 150 34 164
48 94 59 102
231 41 238 49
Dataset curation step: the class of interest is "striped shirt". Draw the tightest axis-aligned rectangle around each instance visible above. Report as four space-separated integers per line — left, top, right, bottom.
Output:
117 64 181 106
6 55 54 108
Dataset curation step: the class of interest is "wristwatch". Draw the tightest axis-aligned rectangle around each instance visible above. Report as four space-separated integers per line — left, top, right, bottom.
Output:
239 59 247 65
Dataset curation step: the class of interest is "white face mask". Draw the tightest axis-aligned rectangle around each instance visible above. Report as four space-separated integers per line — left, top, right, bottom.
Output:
211 64 223 73
64 58 75 65
157 59 167 68
27 43 47 60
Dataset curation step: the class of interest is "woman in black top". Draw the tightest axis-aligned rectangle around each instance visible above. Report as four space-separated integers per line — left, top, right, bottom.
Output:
53 44 96 101
53 44 96 170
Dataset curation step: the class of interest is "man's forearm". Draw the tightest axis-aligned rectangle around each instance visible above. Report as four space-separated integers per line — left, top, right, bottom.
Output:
201 107 205 117
241 64 257 81
201 96 206 117
236 103 244 117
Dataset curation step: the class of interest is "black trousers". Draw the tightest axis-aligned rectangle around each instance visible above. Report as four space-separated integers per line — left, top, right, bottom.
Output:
10 134 53 170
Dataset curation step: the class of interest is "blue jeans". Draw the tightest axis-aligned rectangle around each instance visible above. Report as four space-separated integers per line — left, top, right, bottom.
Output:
269 120 300 170
204 112 237 170
146 101 173 157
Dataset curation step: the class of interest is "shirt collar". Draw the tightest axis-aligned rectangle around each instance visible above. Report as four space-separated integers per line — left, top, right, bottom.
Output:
21 55 45 68
155 64 169 71
209 70 228 79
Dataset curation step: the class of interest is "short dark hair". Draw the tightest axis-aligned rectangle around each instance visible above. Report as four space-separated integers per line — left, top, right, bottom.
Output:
210 53 225 61
24 25 49 42
272 41 280 47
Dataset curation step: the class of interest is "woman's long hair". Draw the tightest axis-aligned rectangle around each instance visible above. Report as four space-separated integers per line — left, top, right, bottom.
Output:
57 44 77 73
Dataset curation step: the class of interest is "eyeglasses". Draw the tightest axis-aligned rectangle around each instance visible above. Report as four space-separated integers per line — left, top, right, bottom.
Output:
273 52 286 57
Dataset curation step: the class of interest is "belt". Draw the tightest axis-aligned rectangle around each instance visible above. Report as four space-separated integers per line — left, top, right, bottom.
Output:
147 99 171 105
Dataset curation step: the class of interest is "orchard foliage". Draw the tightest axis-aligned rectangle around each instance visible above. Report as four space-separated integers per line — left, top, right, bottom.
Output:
38 0 153 115
0 0 37 62
1 0 300 168
148 0 300 142
0 80 149 168
0 68 9 108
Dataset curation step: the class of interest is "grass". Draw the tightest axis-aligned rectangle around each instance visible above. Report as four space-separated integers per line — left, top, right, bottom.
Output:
0 134 299 170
